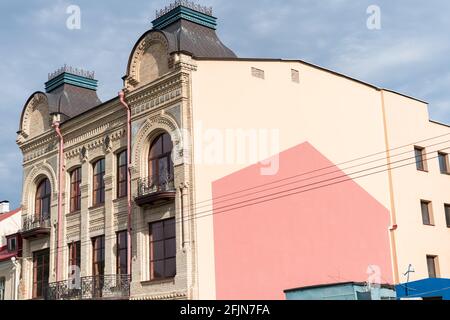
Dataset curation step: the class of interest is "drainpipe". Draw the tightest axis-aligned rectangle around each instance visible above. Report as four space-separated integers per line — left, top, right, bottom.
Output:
119 91 132 279
52 120 64 282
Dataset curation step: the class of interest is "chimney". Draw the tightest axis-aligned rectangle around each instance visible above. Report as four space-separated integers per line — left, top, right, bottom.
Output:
45 65 98 93
0 200 10 214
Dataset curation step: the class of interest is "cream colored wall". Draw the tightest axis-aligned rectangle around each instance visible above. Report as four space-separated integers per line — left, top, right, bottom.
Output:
383 91 450 282
191 59 394 299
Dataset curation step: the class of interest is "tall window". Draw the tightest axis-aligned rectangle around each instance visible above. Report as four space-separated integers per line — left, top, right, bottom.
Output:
116 231 128 275
148 133 174 189
149 218 176 280
93 159 105 206
68 241 81 272
438 152 449 174
35 178 51 220
421 200 433 225
117 151 127 198
92 236 105 277
33 249 49 299
426 255 439 278
0 277 5 300
415 146 427 171
444 204 450 228
7 236 17 252
70 168 82 212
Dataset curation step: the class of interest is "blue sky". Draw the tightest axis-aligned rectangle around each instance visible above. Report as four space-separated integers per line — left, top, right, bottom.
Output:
1 0 449 208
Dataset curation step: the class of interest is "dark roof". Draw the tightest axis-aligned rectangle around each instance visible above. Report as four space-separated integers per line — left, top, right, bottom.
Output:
46 83 101 120
161 19 236 58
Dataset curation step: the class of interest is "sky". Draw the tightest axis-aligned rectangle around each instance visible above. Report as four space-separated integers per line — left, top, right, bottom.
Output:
0 0 449 209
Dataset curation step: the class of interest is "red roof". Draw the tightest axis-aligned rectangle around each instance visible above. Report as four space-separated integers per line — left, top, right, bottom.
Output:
0 245 17 262
0 207 21 223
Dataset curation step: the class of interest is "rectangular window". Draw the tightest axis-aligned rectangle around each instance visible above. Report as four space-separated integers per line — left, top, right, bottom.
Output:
117 151 128 198
427 255 439 278
415 146 427 171
421 200 433 225
149 218 176 280
70 167 82 212
438 152 449 174
33 249 49 299
68 241 81 274
251 67 265 79
291 69 300 83
116 231 128 275
92 236 105 277
445 204 450 228
7 236 17 252
93 159 105 206
0 277 5 300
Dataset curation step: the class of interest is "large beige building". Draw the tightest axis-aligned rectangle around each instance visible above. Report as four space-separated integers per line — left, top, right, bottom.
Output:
15 1 450 300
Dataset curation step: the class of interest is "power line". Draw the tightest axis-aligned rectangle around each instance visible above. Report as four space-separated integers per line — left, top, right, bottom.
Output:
26 143 450 258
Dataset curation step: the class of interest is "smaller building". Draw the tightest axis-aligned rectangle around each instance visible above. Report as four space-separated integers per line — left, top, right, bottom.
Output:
396 278 450 300
0 202 22 300
284 282 396 300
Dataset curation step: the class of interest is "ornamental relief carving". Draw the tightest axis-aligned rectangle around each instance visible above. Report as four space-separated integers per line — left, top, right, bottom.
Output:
127 31 170 91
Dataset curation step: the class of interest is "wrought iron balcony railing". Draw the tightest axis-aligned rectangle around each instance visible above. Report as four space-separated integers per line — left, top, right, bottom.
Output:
22 214 50 233
45 274 131 300
137 173 176 198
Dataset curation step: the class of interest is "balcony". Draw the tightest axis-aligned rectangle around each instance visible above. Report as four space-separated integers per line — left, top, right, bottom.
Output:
45 274 131 300
135 173 176 207
21 214 51 239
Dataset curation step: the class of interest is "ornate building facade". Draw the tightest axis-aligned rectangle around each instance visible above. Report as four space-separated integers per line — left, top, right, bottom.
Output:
15 1 450 300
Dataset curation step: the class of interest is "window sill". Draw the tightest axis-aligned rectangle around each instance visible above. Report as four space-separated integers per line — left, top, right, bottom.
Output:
416 169 429 173
67 210 81 217
114 196 128 202
141 277 175 286
423 224 435 227
89 204 105 210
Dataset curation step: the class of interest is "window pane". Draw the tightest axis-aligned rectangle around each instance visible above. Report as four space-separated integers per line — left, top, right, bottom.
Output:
165 239 176 258
427 256 437 278
164 219 176 239
152 241 164 260
162 133 173 154
439 153 448 174
149 136 163 159
445 205 450 228
415 148 424 170
152 260 164 279
151 222 164 241
165 258 176 278
421 201 431 225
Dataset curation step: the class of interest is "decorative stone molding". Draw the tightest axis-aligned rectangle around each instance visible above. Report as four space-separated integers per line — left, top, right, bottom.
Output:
126 31 170 91
22 162 58 207
131 291 187 300
20 93 48 140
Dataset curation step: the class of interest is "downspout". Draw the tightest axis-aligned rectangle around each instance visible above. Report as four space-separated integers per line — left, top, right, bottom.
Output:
119 91 132 279
52 120 64 282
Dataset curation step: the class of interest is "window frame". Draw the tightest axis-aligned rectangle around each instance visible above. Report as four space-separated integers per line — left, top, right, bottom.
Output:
92 235 105 277
438 152 449 174
149 218 176 281
116 230 128 275
420 200 434 226
32 249 50 299
68 241 81 273
426 255 439 278
414 146 428 172
444 204 450 228
0 277 5 300
148 133 174 190
7 236 17 252
69 167 82 213
35 178 51 220
117 151 128 199
92 159 105 207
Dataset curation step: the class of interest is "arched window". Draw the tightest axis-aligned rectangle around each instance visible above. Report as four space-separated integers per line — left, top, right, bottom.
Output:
148 133 173 190
93 159 105 206
35 178 51 220
70 167 82 212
